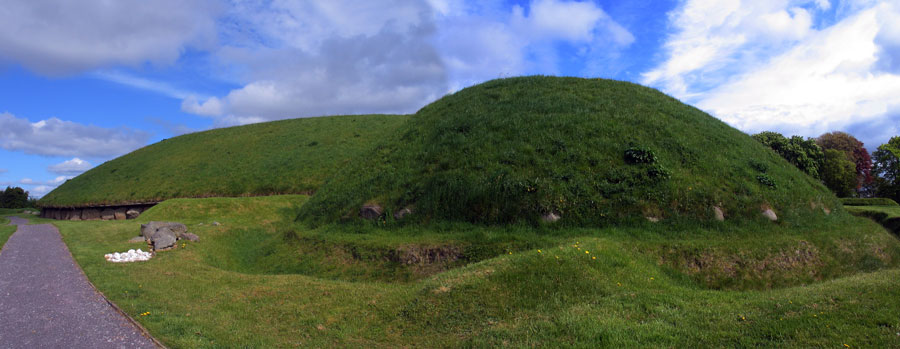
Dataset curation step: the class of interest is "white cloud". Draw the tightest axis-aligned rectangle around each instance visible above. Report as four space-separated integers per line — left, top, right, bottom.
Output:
644 0 900 147
21 176 71 186
93 71 201 100
181 0 634 125
47 158 93 176
29 185 55 198
434 0 634 91
643 0 823 96
516 0 631 44
181 0 445 124
0 112 149 158
0 0 221 75
181 96 224 116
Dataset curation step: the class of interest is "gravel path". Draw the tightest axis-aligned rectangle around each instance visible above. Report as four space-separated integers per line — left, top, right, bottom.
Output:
0 217 158 348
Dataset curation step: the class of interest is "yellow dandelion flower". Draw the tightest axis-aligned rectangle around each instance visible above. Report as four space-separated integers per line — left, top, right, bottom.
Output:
538 249 542 253
844 344 850 348
592 256 596 260
617 282 621 287
650 277 655 280
508 251 512 255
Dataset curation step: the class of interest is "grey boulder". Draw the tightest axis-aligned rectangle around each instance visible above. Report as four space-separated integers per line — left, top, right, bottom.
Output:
140 221 188 251
151 227 177 251
141 221 188 237
180 233 200 242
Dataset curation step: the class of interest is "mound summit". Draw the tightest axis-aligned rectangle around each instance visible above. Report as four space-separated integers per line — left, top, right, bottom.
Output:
298 76 837 226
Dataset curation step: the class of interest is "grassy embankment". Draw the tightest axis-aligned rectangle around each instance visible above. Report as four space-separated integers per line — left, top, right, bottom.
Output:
843 198 900 235
39 114 407 207
48 196 900 347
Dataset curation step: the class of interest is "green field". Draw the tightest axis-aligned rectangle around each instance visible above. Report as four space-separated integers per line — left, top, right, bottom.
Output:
46 196 900 347
39 114 408 207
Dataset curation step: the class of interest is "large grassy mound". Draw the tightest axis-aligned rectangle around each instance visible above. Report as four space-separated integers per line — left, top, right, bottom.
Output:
299 76 837 226
39 114 407 207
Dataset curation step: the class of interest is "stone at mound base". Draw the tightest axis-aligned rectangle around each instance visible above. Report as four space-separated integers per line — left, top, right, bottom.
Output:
82 208 100 220
126 209 141 219
128 236 146 243
100 208 115 220
541 212 561 223
393 207 414 220
360 205 383 220
762 209 778 221
114 208 127 220
713 206 725 222
645 216 660 223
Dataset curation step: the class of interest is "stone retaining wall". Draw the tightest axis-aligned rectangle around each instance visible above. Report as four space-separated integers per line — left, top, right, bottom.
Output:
40 203 157 221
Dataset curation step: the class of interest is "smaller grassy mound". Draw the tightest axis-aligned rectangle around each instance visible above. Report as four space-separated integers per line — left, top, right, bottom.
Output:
142 196 551 282
841 198 899 206
299 76 838 227
39 114 408 207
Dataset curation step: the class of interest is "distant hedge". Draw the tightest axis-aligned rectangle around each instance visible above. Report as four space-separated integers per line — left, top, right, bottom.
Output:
840 198 900 206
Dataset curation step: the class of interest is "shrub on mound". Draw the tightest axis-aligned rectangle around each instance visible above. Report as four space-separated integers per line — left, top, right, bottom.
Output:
298 76 838 227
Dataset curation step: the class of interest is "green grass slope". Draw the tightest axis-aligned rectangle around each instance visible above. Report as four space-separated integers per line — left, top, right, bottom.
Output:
53 196 900 347
299 76 837 227
39 114 408 207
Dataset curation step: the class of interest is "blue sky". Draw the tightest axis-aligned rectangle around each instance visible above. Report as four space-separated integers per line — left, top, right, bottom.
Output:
2 0 900 198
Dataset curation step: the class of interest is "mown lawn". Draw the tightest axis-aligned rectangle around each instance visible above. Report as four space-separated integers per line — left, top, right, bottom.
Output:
44 196 900 347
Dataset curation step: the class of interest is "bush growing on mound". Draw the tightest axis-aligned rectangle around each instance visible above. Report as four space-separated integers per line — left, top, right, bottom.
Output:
298 76 838 227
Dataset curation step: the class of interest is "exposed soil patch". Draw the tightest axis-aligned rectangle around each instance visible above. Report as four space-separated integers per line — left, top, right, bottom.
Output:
656 241 824 289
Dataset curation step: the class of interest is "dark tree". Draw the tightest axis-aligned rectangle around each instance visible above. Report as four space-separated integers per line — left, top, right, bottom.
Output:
0 186 29 208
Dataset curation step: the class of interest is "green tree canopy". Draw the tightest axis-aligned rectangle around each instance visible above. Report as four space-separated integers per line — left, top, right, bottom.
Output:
752 131 824 179
873 136 900 201
820 149 856 197
0 186 29 208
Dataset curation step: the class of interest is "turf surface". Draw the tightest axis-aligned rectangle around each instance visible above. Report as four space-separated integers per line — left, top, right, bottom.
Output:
39 114 408 207
46 196 900 347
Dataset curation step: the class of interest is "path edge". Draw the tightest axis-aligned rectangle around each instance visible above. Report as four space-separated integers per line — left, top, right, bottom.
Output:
49 220 169 349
